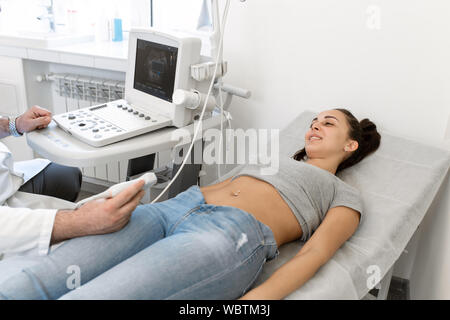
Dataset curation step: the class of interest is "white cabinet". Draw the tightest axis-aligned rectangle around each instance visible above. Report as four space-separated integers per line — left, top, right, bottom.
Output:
0 81 21 114
0 55 34 161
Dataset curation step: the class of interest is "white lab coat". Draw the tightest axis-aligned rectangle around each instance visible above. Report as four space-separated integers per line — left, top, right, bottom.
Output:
0 142 71 260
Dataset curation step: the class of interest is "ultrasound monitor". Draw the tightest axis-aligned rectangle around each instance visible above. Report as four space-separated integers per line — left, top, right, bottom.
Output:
134 39 178 103
52 29 203 148
125 28 202 127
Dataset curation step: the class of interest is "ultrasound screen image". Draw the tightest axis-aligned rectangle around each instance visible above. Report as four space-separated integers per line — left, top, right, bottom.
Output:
134 39 178 102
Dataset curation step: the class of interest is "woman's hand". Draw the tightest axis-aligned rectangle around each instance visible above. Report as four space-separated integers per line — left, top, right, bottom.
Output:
51 180 145 244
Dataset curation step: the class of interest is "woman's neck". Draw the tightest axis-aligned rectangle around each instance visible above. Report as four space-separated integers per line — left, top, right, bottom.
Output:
305 158 339 175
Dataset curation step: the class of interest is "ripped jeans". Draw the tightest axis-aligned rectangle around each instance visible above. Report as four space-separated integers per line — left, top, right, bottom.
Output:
0 185 279 300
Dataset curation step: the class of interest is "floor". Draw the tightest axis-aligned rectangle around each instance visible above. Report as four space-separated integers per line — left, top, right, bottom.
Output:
75 189 95 202
364 277 410 300
386 277 410 300
76 181 107 202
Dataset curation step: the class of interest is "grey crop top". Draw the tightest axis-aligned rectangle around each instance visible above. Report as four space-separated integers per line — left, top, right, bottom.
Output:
231 156 364 241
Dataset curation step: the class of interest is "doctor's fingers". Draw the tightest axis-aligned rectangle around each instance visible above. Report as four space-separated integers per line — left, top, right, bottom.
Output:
29 105 52 117
16 115 51 133
110 180 145 208
117 190 145 216
32 116 52 128
106 191 144 232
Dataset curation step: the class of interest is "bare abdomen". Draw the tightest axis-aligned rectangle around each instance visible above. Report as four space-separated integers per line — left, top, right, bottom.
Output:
200 176 302 247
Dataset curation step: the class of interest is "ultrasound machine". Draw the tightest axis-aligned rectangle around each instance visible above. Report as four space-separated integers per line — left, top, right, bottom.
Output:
54 28 205 147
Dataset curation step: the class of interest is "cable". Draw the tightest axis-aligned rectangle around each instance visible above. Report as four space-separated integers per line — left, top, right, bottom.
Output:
218 84 224 179
217 89 234 180
151 0 232 204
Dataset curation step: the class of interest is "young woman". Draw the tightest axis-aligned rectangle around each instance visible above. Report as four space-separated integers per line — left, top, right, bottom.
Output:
0 108 380 300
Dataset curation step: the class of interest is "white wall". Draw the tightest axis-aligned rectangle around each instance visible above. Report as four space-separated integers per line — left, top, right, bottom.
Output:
222 0 450 140
218 0 450 298
153 0 205 32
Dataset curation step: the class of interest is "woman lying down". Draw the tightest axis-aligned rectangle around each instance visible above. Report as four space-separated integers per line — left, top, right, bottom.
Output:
0 108 381 300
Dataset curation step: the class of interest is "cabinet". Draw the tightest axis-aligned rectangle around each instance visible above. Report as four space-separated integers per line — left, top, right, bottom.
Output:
0 56 34 161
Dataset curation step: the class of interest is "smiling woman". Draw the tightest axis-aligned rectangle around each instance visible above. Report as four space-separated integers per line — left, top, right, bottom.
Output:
293 108 381 174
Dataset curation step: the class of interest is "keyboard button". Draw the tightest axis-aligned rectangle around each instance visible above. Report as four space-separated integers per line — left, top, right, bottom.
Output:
139 114 144 118
68 115 76 120
145 116 151 120
93 129 99 133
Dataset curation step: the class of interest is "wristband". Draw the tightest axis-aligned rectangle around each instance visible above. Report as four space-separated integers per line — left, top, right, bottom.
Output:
9 116 23 137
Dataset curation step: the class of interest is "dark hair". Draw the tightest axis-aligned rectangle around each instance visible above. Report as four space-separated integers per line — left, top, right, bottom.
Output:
292 108 381 174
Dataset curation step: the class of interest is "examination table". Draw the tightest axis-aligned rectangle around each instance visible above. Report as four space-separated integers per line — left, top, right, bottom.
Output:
213 110 450 299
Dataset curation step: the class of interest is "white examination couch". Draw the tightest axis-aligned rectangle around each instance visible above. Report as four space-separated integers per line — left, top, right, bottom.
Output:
213 110 450 300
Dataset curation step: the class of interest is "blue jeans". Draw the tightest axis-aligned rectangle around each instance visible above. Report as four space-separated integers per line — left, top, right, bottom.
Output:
0 185 278 300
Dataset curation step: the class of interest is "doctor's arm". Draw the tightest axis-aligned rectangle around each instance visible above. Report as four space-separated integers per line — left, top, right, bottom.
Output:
0 180 144 256
50 180 145 245
239 206 361 300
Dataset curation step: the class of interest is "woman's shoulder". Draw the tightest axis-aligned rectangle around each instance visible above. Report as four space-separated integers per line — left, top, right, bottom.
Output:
335 176 361 192
330 177 364 214
333 178 362 203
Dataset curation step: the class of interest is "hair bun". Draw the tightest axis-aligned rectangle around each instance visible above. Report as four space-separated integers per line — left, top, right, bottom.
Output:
360 118 376 131
360 118 378 140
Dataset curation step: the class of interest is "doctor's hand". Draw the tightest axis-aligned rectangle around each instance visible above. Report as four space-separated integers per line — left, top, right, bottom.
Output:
51 180 145 244
15 105 52 134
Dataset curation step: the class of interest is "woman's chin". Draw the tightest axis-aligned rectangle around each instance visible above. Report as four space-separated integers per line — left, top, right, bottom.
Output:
305 147 330 159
